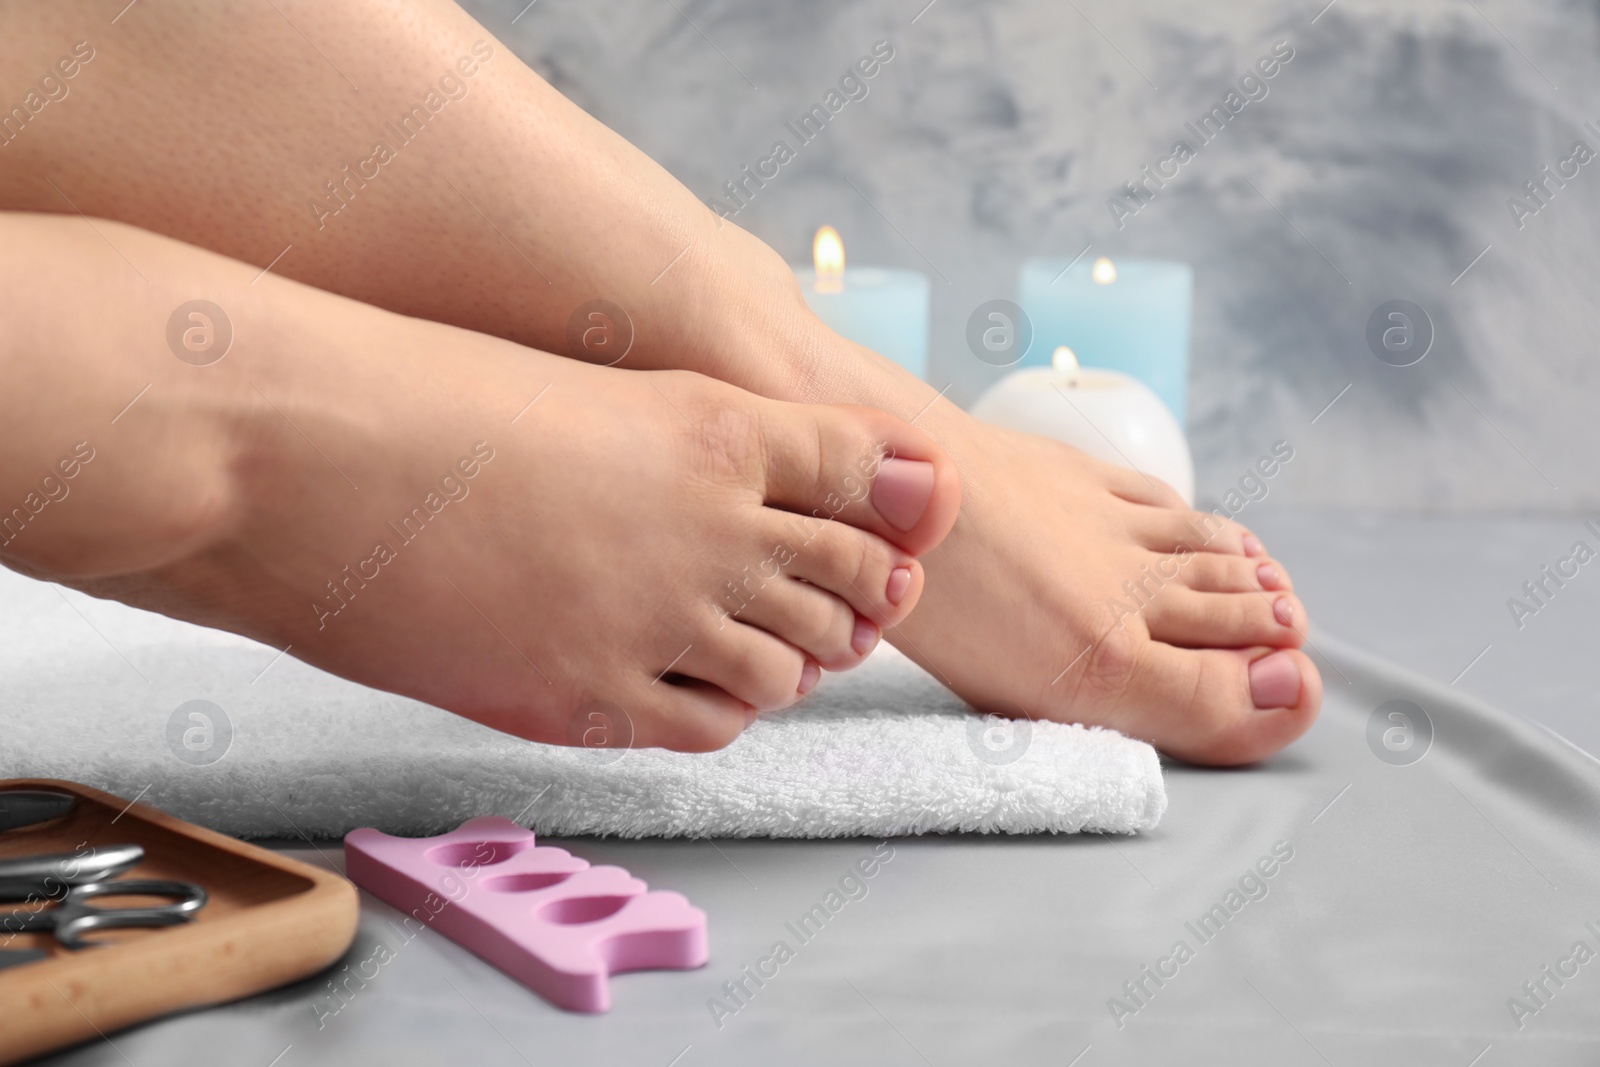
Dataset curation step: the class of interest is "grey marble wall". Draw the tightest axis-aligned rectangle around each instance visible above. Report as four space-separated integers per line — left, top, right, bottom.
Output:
465 0 1600 513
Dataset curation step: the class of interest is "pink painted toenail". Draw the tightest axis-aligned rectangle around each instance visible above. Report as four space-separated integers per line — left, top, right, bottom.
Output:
851 616 880 656
1273 597 1295 626
885 566 913 606
1256 563 1281 590
871 459 935 533
1249 651 1301 709
798 661 821 695
1242 534 1265 557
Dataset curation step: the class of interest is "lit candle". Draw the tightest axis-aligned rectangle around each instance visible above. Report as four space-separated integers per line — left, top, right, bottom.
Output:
795 226 930 380
968 346 1195 503
1018 257 1193 427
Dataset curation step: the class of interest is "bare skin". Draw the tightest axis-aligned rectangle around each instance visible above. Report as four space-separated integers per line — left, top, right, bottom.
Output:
0 0 1321 764
0 211 959 751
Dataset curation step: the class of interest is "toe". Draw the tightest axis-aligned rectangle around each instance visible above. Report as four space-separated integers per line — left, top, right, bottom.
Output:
1067 634 1322 765
628 680 752 753
1143 588 1306 649
1129 507 1259 557
676 620 810 713
754 399 961 556
734 576 879 671
1104 465 1188 509
772 514 924 627
1175 551 1295 594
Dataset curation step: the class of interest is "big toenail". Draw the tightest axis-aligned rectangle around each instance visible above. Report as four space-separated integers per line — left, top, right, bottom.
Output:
1242 534 1265 557
798 661 821 695
1256 563 1281 589
1273 597 1295 626
852 616 880 656
886 566 913 606
871 459 935 533
1249 652 1301 709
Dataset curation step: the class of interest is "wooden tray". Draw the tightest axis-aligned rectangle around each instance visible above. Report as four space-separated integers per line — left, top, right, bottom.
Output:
0 778 358 1064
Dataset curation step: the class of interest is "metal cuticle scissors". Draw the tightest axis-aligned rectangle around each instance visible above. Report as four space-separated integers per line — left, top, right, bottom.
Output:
0 878 208 950
0 843 145 899
0 788 209 951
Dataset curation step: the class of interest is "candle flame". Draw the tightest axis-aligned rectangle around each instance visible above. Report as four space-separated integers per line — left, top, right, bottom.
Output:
1092 257 1117 285
1052 346 1080 373
813 225 844 293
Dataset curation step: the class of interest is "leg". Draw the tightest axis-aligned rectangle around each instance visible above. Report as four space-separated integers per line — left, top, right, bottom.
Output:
0 1 1320 764
0 210 958 751
0 0 789 383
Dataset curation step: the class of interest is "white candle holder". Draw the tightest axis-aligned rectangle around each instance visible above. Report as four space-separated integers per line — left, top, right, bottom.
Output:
969 348 1195 505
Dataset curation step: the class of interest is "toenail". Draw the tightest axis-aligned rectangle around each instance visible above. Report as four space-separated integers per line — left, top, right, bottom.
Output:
886 566 913 606
1256 563 1281 590
871 459 935 533
798 661 821 695
851 616 880 656
1242 534 1265 557
1273 597 1295 626
1249 651 1301 709
744 706 758 728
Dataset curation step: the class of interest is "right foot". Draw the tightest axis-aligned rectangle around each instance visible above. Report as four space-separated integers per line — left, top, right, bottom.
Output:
7 214 959 753
885 410 1323 767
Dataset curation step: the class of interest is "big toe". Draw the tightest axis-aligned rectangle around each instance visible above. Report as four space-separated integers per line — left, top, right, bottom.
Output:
1073 632 1323 766
756 399 961 556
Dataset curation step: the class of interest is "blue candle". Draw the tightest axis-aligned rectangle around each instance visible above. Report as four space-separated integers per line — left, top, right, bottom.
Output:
796 227 930 380
1018 257 1193 426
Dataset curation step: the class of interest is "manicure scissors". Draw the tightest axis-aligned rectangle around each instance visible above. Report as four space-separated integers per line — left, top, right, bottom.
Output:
0 875 207 949
0 842 145 898
0 789 207 950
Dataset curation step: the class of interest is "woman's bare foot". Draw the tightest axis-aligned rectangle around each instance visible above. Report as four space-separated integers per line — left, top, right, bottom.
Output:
0 212 958 751
0 0 1318 763
895 412 1321 766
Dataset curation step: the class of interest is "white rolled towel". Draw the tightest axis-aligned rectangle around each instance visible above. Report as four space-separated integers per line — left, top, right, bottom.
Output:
0 569 1165 838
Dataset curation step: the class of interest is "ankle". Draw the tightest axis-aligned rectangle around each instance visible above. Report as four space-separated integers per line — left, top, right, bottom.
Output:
1 385 249 583
700 249 957 424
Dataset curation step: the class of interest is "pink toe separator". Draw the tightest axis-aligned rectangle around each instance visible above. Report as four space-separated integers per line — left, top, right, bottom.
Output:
344 816 708 1013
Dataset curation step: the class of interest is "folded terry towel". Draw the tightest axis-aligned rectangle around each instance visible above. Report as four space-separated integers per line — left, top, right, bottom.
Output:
0 570 1165 838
